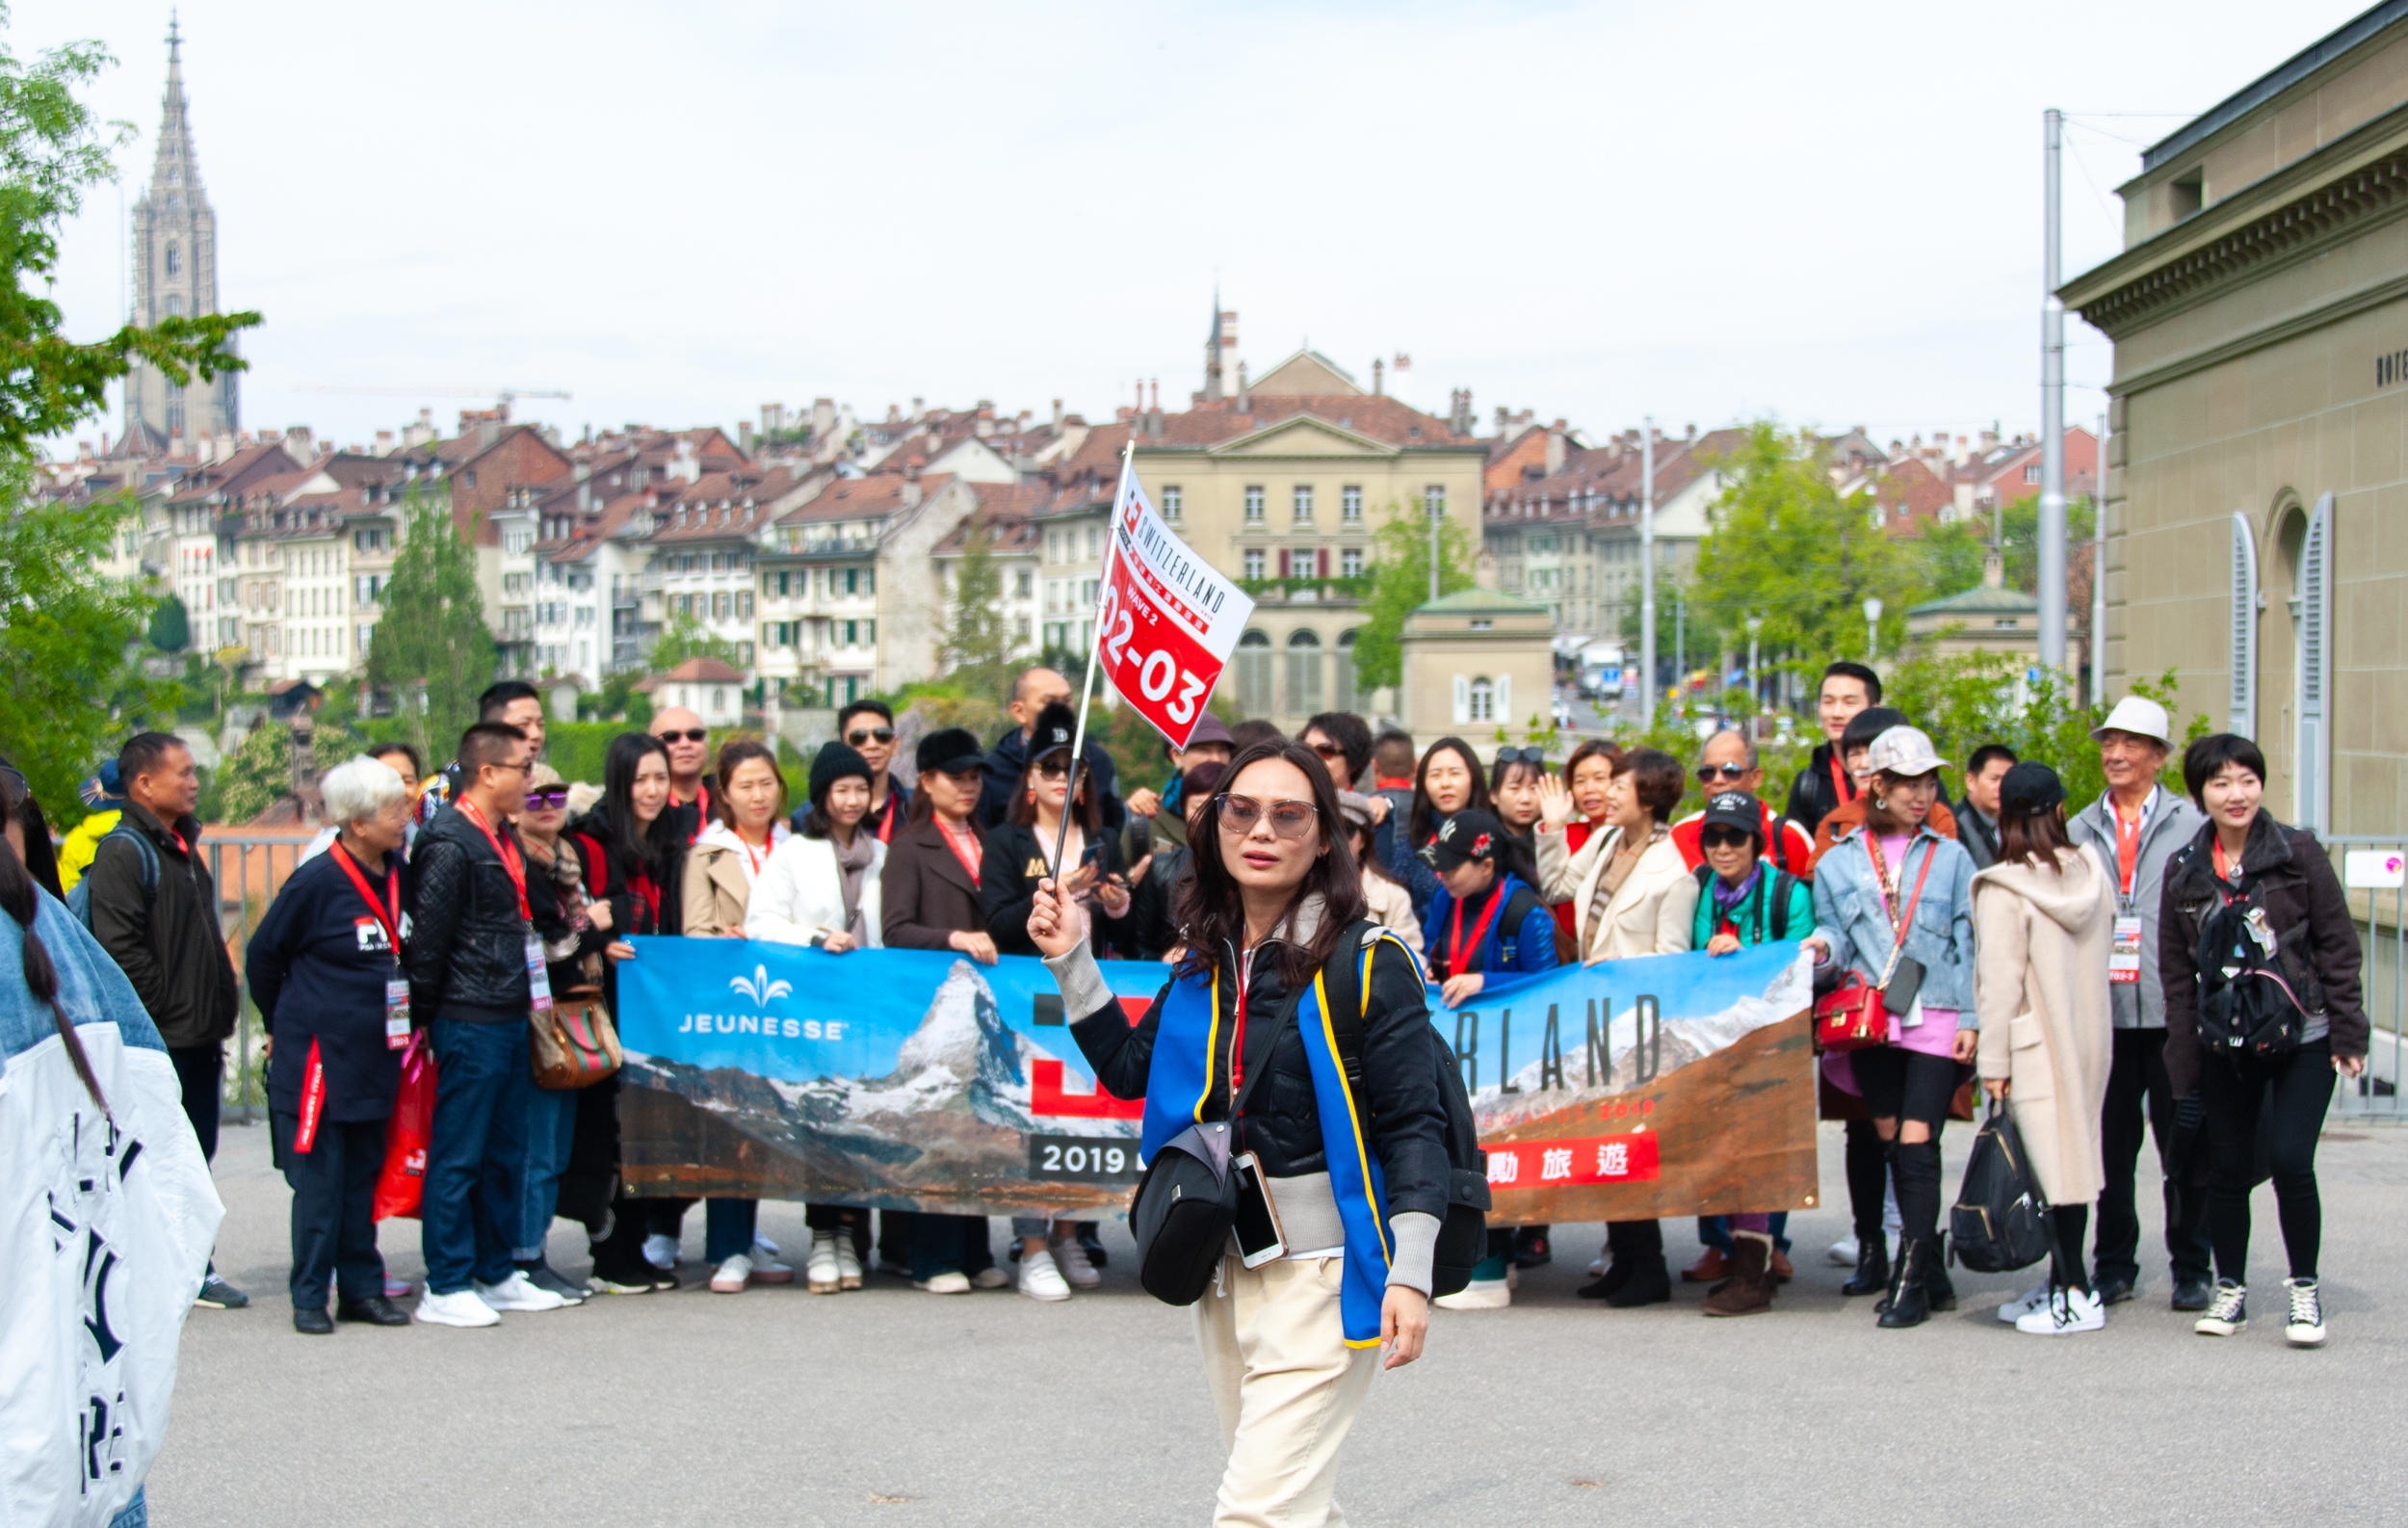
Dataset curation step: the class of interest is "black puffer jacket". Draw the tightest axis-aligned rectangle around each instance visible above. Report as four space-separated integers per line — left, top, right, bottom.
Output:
2159 810 2366 1096
1063 898 1450 1221
84 802 238 1047
1782 741 1858 836
406 803 547 1020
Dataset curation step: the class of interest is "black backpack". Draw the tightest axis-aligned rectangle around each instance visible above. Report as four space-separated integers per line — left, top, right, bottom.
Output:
1949 1105 2050 1274
1324 920 1491 1299
1690 862 1798 943
2194 890 2309 1063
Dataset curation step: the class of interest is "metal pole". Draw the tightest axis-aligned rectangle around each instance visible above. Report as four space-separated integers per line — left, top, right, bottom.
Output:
1051 440 1132 881
2038 107 2069 672
1640 418 1657 716
1427 488 1440 605
2091 409 2108 705
1674 589 1685 714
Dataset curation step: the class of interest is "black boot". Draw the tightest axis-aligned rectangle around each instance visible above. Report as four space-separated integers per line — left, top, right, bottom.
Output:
1877 1238 1931 1329
1579 1222 1638 1299
1603 1253 1672 1306
1922 1236 1957 1312
1842 1233 1891 1297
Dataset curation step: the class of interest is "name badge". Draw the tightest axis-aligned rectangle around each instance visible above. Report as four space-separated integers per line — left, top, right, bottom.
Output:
525 935 555 1015
2110 915 2143 984
385 977 412 1049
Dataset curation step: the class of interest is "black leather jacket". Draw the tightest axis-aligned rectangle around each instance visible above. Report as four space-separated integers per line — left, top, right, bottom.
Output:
406 803 556 1017
1064 899 1451 1221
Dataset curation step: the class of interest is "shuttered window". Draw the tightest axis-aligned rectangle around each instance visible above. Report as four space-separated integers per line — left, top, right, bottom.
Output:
2297 493 2333 833
2229 512 2257 737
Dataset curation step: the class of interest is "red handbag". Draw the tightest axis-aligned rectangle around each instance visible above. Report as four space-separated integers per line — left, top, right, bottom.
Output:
373 1030 436 1222
1813 834 1937 1054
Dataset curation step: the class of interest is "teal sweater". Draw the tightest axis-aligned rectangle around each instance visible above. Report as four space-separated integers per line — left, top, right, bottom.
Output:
1688 863 1813 949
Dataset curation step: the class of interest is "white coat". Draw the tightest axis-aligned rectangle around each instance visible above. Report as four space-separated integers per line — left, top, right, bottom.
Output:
746 831 886 948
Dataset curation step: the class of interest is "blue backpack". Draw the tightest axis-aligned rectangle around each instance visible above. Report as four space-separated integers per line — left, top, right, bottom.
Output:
65 824 161 928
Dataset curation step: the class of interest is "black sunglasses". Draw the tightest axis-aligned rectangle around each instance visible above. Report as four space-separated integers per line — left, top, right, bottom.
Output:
1697 762 1751 783
847 726 896 746
656 727 708 744
1700 826 1756 850
1496 748 1547 767
524 787 569 810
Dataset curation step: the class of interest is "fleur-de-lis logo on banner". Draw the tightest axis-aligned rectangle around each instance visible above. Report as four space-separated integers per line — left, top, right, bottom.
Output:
728 964 792 1007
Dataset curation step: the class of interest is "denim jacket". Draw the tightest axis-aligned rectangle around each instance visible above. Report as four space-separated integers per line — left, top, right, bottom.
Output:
1811 822 1977 1012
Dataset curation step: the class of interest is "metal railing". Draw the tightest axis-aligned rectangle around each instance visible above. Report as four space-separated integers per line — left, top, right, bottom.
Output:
196 830 317 1123
2323 835 2405 1117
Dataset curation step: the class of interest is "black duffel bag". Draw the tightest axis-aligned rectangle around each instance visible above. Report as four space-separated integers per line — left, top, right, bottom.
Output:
1950 1103 2051 1274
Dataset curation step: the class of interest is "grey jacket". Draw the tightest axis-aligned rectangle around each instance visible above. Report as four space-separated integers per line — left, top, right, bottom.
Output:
2066 785 2206 1030
1811 822 1978 1013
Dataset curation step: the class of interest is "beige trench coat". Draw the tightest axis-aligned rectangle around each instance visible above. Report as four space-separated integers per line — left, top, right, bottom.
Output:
1533 823 1698 962
1971 845 2115 1206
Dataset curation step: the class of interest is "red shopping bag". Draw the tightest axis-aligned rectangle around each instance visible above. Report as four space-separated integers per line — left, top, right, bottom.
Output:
373 1030 436 1222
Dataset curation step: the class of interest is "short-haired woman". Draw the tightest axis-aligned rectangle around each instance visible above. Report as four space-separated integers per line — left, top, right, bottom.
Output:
1971 763 2115 1335
1029 738 1449 1522
515 762 614 1304
751 742 888 1293
1534 746 1698 1305
1804 725 1978 1329
681 740 798 1294
246 755 418 1333
2160 734 2366 1346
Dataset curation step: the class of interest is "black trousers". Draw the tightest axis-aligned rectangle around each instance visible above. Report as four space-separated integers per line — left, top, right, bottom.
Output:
2094 1027 2212 1284
2049 1203 2091 1291
170 1042 222 1160
275 1112 387 1310
1852 1045 1956 1128
2201 1039 2333 1284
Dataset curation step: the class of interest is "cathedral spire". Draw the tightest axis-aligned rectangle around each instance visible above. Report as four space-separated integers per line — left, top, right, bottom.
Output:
150 9 204 199
124 12 236 451
1203 280 1225 404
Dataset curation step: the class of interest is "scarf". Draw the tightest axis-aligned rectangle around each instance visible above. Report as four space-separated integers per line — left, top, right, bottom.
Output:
831 828 876 938
1712 863 1764 922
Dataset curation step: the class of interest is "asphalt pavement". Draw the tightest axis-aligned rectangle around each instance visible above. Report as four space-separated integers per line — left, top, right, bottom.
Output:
146 1117 2408 1527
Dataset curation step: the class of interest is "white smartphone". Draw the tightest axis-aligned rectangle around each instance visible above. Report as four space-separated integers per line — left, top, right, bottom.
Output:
1231 1151 1287 1269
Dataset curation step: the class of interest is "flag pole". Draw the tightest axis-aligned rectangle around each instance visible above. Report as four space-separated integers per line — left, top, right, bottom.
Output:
1049 436 1133 883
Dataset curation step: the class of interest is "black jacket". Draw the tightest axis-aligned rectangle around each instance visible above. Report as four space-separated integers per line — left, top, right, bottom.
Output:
2159 810 2366 1096
976 725 1122 833
1783 742 1859 837
1124 843 1191 961
565 804 681 1011
1068 904 1451 1221
248 845 406 1120
982 820 1139 958
85 802 238 1048
407 802 550 1020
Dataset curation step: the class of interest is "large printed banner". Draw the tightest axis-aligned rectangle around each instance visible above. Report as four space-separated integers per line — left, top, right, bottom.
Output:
612 937 1818 1224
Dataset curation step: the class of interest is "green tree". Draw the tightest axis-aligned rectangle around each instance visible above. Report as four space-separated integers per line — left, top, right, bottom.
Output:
146 592 189 653
202 715 363 825
366 489 492 758
1350 497 1476 693
649 611 742 671
0 26 255 462
1690 423 1925 668
938 524 1016 698
1918 492 2098 598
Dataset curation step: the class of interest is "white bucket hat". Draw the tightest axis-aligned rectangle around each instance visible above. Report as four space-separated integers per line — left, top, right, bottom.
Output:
1865 724 1949 778
2091 695 2172 747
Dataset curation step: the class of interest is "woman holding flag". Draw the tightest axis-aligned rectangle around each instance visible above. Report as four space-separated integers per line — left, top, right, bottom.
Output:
1029 737 1450 1524
245 755 417 1333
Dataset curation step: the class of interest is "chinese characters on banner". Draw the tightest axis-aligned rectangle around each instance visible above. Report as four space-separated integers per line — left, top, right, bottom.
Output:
1094 455 1254 750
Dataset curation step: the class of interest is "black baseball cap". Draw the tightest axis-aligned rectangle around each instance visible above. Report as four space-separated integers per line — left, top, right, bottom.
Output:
1700 790 1766 841
916 726 984 777
1030 700 1077 762
1998 761 2067 820
1420 808 1505 871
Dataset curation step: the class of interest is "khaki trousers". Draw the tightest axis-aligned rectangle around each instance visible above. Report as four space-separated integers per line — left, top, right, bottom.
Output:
1193 1253 1380 1528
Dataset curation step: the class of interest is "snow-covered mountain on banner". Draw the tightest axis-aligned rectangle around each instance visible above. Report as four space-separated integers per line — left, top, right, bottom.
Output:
781 959 1050 1133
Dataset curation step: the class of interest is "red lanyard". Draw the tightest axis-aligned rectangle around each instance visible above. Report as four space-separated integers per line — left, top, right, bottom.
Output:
1829 751 1855 805
2115 799 2144 896
1862 832 1936 942
876 792 897 845
328 842 402 954
457 797 531 921
1230 947 1257 1095
740 833 772 879
2212 835 2237 890
937 817 982 887
1446 883 1509 978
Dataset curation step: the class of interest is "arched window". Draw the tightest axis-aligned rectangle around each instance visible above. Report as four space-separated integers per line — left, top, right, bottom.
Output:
1285 628 1323 716
1235 628 1273 717
1332 627 1360 712
165 243 181 277
1468 676 1496 723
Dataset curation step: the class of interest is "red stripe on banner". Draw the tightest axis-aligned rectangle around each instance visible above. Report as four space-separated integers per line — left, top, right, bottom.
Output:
1482 1130 1660 1188
1119 995 1150 1028
1031 1059 1146 1119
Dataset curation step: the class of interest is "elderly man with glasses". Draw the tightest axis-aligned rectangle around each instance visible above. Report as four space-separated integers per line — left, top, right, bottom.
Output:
1669 729 1814 876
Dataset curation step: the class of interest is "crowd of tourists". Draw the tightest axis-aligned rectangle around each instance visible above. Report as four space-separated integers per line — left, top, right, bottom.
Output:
0 661 2369 1355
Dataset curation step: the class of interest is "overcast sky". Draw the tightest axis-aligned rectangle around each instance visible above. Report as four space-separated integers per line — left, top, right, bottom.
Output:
32 0 2370 458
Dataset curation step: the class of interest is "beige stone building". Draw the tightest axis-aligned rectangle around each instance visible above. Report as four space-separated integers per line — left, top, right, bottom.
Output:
2065 1 2408 835
1395 589 1556 744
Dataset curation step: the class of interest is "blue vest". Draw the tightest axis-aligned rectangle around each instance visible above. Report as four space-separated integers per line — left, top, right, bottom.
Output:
1139 932 1423 1346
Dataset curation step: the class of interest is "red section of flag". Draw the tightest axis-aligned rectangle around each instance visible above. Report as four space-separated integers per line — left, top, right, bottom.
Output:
1031 1059 1146 1120
1098 554 1225 750
1482 1130 1660 1189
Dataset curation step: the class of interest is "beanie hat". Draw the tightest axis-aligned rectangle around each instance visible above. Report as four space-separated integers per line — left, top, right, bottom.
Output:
811 742 873 804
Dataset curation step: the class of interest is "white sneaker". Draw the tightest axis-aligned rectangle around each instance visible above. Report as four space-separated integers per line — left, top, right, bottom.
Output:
1997 1283 2050 1325
915 1271 972 1294
2283 1278 2326 1347
806 1232 842 1294
2015 1286 2105 1335
1587 1242 1611 1278
970 1266 1010 1289
834 1238 864 1291
1828 1235 1860 1267
475 1271 567 1312
2195 1279 2248 1336
416 1288 501 1328
1019 1248 1072 1301
1435 1277 1511 1311
710 1253 754 1294
1050 1235 1102 1290
641 1233 679 1271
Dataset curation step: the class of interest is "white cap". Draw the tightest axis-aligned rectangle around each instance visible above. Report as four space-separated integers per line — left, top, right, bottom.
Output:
1865 724 1949 778
2091 696 2171 746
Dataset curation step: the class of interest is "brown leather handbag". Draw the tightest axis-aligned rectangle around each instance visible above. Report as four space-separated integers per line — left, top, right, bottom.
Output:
532 984 622 1090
